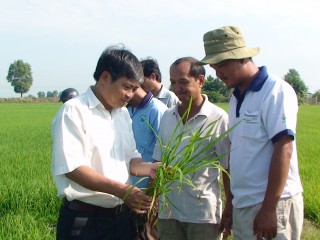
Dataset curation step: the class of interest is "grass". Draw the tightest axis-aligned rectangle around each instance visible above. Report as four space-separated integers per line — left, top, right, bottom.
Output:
0 102 319 239
295 105 320 224
0 103 62 239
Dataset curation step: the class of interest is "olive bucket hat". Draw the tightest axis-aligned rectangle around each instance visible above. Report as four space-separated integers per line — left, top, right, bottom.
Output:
197 26 260 65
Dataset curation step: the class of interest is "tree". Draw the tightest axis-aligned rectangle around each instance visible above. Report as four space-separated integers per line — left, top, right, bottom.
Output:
202 75 232 102
46 91 54 98
284 69 308 104
37 91 46 98
53 90 59 98
312 90 320 104
6 59 33 98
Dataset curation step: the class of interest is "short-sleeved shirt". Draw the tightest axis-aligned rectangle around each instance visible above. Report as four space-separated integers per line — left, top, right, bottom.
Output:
127 92 167 188
153 95 230 224
51 87 141 208
156 85 179 108
229 66 303 208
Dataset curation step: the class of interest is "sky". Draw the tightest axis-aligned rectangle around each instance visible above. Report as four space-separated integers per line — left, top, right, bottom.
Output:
1 0 319 98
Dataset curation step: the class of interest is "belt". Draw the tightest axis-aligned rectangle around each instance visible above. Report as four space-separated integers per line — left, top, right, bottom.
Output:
63 199 125 215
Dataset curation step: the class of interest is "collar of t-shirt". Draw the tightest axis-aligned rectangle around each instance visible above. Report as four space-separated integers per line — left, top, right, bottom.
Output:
233 66 269 99
136 92 153 109
233 66 269 118
173 94 211 120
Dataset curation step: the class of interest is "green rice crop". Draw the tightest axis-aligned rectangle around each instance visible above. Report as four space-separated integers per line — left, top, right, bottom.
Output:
295 105 320 225
0 102 319 239
0 103 62 239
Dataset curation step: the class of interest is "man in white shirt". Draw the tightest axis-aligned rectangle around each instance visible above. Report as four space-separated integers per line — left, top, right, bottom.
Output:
197 26 303 240
153 57 230 240
52 47 156 239
140 57 179 108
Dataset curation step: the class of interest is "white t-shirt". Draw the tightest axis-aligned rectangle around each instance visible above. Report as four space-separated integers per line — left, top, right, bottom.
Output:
153 95 230 223
52 87 141 208
229 71 303 208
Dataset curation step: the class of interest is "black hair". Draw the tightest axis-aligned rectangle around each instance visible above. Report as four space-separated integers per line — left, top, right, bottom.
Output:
140 57 162 83
171 57 206 78
93 45 143 84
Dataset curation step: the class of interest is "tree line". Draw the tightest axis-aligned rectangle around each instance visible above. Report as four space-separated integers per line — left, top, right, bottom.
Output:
5 59 320 104
37 90 60 98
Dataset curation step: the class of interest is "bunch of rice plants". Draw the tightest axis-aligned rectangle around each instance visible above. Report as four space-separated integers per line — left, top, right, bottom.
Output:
139 98 236 226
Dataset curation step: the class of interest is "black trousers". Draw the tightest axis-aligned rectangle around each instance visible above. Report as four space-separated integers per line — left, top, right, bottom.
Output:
56 202 136 240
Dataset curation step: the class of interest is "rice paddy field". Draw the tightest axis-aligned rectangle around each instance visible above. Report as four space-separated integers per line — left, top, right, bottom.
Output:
0 102 319 239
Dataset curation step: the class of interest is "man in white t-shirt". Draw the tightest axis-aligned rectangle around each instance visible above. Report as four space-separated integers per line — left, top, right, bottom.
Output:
52 47 156 239
140 57 179 108
153 57 230 240
197 26 303 240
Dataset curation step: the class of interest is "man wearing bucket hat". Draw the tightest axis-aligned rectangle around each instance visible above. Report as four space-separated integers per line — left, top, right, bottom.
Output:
197 26 303 240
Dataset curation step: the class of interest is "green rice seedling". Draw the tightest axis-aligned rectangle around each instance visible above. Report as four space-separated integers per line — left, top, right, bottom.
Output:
138 99 237 225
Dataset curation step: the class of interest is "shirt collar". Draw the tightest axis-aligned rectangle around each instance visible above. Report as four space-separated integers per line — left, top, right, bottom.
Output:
233 66 268 98
157 85 167 98
86 86 122 114
137 92 153 109
173 94 211 118
197 94 212 117
86 86 102 109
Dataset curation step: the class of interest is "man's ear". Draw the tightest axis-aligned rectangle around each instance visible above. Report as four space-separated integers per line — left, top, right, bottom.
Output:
150 73 157 81
100 71 111 84
198 75 205 88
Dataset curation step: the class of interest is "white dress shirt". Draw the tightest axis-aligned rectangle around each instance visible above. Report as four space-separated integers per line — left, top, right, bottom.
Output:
52 87 141 208
153 95 230 223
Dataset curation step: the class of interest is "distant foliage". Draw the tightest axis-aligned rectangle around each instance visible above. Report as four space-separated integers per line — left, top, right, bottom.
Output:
202 75 232 103
37 92 46 98
46 91 54 98
6 59 33 98
311 90 320 104
53 90 59 98
284 69 308 104
37 90 59 98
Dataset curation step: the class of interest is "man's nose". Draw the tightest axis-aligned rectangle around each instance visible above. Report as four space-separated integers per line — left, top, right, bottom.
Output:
125 90 133 99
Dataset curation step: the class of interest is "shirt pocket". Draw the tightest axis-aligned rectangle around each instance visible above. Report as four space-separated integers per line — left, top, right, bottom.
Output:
241 111 264 139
